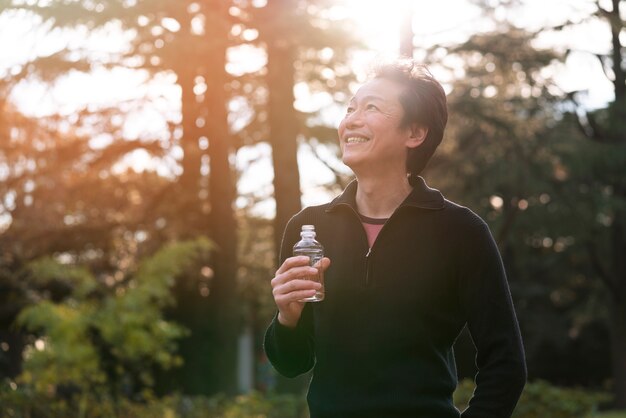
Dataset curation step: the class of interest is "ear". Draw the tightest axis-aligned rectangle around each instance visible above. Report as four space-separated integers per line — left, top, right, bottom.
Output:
406 124 428 149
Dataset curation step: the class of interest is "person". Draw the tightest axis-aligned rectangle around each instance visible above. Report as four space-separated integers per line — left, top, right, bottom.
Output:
264 59 527 418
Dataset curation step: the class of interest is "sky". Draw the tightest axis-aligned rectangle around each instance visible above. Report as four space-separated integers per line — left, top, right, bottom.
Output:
0 0 619 217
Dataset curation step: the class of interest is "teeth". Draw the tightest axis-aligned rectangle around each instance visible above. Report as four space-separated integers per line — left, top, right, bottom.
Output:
346 137 370 143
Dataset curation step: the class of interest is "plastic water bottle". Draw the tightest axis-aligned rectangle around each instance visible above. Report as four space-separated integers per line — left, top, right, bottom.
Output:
293 225 325 302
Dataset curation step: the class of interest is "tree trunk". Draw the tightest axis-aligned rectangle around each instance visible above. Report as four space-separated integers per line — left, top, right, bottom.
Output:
179 66 202 199
158 13 214 396
610 284 626 408
204 0 239 395
609 0 625 101
265 0 303 259
610 181 626 408
608 0 626 408
158 2 238 396
262 0 311 395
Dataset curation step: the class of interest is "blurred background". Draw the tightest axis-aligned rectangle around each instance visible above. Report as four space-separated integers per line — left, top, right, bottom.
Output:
0 0 625 417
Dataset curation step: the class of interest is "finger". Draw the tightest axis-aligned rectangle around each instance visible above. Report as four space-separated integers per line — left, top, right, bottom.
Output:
271 266 318 287
273 279 322 297
272 266 315 287
275 289 317 305
276 256 312 275
274 278 322 296
314 257 331 271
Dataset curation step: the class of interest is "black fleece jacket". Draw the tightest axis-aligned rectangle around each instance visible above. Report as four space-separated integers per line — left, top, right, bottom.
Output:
264 177 527 418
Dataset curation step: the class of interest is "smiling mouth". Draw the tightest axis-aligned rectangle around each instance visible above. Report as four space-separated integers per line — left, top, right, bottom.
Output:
345 136 370 144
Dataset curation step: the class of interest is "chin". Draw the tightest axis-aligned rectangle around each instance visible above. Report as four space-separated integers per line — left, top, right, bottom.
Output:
341 155 362 171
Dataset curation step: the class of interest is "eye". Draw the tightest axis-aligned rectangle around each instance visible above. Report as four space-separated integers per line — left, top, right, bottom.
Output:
345 106 355 114
366 103 380 111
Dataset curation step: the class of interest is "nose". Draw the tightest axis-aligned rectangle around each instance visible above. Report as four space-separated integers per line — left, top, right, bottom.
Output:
341 108 364 131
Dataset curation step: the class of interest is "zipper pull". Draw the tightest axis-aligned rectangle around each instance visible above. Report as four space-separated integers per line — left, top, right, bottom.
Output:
365 248 372 287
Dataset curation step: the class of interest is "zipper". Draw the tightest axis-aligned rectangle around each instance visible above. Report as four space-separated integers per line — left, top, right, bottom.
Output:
337 203 400 288
337 203 373 287
361 208 403 287
365 247 372 286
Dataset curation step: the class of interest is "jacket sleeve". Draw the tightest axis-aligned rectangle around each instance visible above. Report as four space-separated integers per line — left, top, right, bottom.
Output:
458 217 527 418
263 214 316 378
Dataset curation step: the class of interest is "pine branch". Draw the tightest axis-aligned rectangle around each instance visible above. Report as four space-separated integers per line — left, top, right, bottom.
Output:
586 240 619 293
564 92 606 142
595 0 612 19
87 140 165 170
304 141 350 190
586 112 608 143
496 203 519 249
594 53 615 82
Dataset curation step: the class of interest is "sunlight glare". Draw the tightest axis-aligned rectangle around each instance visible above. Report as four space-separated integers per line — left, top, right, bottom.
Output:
0 0 616 219
341 0 483 54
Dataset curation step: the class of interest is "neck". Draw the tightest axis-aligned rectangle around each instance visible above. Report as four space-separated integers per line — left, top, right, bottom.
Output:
354 171 413 219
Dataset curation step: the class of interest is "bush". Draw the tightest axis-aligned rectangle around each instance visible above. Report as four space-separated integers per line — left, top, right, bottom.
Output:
0 384 307 418
455 378 612 418
11 239 211 411
1 376 612 418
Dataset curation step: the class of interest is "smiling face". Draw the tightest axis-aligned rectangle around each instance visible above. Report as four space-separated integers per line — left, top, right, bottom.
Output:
337 78 425 177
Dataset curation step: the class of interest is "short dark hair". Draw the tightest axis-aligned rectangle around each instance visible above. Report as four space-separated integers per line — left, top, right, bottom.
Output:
372 60 448 185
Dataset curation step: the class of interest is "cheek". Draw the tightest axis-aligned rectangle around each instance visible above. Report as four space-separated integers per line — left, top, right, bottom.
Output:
337 118 347 136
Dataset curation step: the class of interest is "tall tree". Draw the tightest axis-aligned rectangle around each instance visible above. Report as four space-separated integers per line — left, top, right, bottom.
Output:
117 0 240 395
0 0 241 395
231 0 359 391
202 0 239 395
253 0 359 257
566 0 626 407
257 0 304 256
421 24 578 383
422 0 625 406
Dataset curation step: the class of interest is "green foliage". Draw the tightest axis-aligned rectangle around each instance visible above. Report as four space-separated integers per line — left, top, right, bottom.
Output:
17 300 105 394
27 258 97 298
454 378 612 418
0 378 615 418
419 17 623 386
0 387 308 418
0 0 623 404
512 380 612 418
199 391 307 418
592 412 626 418
453 378 479 411
13 238 212 409
97 239 213 370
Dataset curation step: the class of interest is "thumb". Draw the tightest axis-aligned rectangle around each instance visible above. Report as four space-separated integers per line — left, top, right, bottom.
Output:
320 257 331 271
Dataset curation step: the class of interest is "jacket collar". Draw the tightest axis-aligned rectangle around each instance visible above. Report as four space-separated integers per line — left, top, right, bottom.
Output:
325 176 445 213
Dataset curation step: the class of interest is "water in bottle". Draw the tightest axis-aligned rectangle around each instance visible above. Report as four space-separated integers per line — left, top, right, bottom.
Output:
293 225 325 302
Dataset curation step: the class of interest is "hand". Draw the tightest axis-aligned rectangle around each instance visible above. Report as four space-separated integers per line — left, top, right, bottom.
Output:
271 255 331 328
